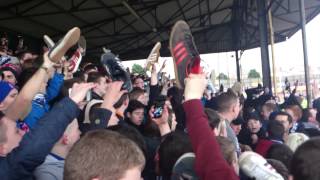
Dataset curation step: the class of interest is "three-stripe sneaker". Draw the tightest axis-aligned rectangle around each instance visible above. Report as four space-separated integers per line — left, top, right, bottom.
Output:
48 27 80 63
68 36 86 73
170 20 201 89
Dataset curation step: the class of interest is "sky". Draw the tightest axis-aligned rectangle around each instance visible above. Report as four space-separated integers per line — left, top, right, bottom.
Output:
122 13 320 80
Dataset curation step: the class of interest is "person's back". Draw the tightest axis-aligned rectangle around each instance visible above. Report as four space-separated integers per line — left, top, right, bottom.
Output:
34 155 64 180
34 119 81 180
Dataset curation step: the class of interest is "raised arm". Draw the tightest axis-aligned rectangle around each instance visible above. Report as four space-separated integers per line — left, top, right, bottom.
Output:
3 83 94 179
183 74 238 180
6 53 55 121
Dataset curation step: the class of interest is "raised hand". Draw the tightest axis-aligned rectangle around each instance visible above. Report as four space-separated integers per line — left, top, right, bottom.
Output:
69 83 96 104
149 105 171 136
101 81 127 110
184 73 207 101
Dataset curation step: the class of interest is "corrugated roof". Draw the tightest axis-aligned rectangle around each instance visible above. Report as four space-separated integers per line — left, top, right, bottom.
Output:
0 0 319 60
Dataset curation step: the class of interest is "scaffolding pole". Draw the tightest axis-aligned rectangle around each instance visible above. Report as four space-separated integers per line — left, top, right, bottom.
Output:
299 0 311 107
268 0 277 96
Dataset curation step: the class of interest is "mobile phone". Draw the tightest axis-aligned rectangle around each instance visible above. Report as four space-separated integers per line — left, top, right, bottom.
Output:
153 106 163 118
86 90 92 101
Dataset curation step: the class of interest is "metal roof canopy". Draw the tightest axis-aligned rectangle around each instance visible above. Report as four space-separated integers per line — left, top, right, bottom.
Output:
0 0 319 60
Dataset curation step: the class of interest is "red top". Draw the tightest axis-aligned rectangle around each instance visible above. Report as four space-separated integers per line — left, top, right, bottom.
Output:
183 99 239 180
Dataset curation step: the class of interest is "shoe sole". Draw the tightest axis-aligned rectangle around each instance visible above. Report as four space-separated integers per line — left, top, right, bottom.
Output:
48 27 80 63
78 36 86 56
239 152 283 180
170 20 190 89
102 47 110 53
43 35 55 48
146 42 161 70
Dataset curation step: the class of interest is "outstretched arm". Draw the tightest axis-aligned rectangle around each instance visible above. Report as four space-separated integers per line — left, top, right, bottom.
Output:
183 74 238 180
2 83 95 179
6 53 55 121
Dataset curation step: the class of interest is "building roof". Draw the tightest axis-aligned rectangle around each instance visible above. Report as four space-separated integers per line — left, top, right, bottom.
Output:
0 0 319 60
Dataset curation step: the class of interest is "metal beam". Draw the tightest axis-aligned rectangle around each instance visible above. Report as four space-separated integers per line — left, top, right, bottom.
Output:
299 0 311 106
257 0 272 91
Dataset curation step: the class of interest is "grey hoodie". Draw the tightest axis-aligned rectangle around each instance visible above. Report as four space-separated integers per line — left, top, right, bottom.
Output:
34 154 64 180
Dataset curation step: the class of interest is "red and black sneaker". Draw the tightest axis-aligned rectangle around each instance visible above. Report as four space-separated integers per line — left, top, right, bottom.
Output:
169 20 202 89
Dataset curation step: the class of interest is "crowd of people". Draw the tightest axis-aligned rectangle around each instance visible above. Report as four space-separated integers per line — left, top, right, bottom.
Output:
0 23 320 180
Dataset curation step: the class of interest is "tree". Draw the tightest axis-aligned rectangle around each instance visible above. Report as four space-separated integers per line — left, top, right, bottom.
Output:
132 64 146 75
217 73 229 80
248 69 261 79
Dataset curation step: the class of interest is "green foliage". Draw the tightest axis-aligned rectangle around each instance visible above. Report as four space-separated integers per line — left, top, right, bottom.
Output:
248 69 261 79
217 72 229 80
131 64 146 75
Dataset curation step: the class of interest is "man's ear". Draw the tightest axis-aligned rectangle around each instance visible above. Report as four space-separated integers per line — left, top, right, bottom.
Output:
124 98 129 106
62 135 68 145
231 104 237 114
289 175 294 180
127 112 131 119
0 102 5 110
289 122 293 129
0 144 7 157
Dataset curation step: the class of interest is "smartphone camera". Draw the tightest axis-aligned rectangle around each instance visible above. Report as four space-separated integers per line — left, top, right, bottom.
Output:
153 106 163 118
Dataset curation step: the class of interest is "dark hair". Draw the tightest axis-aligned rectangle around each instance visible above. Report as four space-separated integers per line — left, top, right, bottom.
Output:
290 138 320 180
108 125 147 158
114 93 129 109
87 72 105 83
267 120 285 140
132 76 144 84
167 86 186 130
317 111 320 124
266 143 293 169
16 50 33 60
17 67 38 89
247 112 261 122
158 131 193 179
129 87 145 101
167 86 183 108
301 108 316 122
0 111 4 119
263 103 277 112
266 159 289 180
272 111 293 124
204 108 221 130
285 105 303 121
83 63 98 73
126 100 145 113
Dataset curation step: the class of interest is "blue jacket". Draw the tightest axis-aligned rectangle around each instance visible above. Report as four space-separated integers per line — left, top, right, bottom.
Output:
24 73 64 129
0 97 80 180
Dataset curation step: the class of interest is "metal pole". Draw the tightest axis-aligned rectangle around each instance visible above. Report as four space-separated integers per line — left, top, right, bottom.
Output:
235 50 241 82
257 0 272 92
268 0 277 96
299 0 311 107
